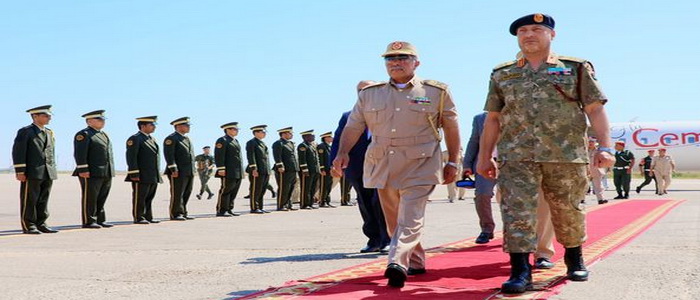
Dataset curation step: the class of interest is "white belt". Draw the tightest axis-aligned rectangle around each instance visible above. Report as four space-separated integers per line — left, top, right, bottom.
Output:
614 166 630 170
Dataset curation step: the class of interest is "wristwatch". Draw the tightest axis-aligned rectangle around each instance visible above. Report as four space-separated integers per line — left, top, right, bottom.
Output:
597 147 614 155
446 162 459 169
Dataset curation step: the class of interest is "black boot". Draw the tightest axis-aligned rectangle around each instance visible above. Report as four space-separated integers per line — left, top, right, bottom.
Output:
501 253 532 294
564 246 589 281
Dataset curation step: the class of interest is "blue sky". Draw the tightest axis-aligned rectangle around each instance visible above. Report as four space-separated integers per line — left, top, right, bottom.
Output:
2 1 698 171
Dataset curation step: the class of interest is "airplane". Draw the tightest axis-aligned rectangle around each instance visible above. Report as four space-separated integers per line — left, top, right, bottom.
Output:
607 121 700 171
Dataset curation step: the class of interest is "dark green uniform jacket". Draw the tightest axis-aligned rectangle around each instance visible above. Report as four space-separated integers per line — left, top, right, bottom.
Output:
214 135 243 179
272 139 300 172
125 132 162 183
12 124 58 180
246 138 270 174
72 127 115 177
163 132 196 176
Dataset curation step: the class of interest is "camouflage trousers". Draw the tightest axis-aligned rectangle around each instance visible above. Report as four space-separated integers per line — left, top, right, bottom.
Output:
498 161 587 253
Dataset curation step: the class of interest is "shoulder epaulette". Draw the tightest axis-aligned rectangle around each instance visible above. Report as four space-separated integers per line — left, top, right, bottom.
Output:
422 79 448 90
493 60 517 71
558 56 586 64
360 81 387 91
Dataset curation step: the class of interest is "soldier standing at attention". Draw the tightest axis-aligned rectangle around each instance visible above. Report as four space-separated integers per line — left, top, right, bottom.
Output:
477 14 615 293
126 116 162 224
164 117 197 221
272 127 300 211
13 105 59 234
73 110 115 229
317 131 335 208
613 140 635 199
333 41 461 288
298 130 321 210
246 125 271 214
195 146 216 200
214 122 244 217
636 149 657 194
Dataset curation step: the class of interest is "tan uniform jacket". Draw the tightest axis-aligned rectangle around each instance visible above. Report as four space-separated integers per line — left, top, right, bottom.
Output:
651 155 675 174
345 77 458 189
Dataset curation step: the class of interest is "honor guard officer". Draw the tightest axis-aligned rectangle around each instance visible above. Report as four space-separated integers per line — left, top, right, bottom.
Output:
214 122 244 217
246 125 271 214
13 105 59 234
164 117 197 221
317 131 335 208
636 149 658 194
272 127 300 211
73 110 115 229
613 140 635 199
334 41 462 288
195 146 216 200
477 14 615 293
126 116 162 224
298 130 321 210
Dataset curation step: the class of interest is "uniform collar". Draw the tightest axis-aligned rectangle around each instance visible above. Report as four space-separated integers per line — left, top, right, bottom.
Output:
88 126 101 133
32 123 46 132
389 76 422 89
516 51 560 68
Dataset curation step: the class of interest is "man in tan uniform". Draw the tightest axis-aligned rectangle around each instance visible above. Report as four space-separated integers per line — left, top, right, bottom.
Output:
333 41 461 288
651 148 675 195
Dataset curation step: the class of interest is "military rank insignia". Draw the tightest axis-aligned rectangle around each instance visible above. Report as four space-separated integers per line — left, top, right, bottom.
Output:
547 67 572 75
300 146 306 151
165 139 173 145
410 96 431 105
127 140 134 146
76 135 85 141
216 143 223 149
318 149 324 153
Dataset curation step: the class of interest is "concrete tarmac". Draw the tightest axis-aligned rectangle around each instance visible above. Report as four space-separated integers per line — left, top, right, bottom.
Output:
0 174 698 299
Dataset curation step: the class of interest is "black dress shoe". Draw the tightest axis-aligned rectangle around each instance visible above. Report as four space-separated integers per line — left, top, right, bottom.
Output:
216 212 233 217
37 226 58 233
171 216 186 221
289 207 298 211
384 263 407 288
134 220 150 224
82 223 102 229
623 194 629 199
207 193 215 200
598 199 609 204
277 208 289 212
475 232 494 244
407 267 426 275
196 194 202 200
636 186 641 194
535 257 555 269
271 191 277 198
147 219 160 224
251 209 264 214
23 228 41 234
244 195 251 199
227 210 241 216
98 222 114 228
184 216 195 220
262 209 271 213
614 195 624 199
326 203 336 208
360 245 381 253
380 245 390 254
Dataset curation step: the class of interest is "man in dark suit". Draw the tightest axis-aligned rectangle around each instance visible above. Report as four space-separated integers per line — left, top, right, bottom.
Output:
164 117 197 221
246 125 271 214
272 127 300 211
13 105 59 234
330 81 390 253
73 110 115 229
463 112 497 244
214 122 244 217
125 116 162 224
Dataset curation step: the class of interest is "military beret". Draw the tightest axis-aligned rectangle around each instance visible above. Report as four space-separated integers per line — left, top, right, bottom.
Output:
26 105 53 115
221 122 239 130
170 116 191 126
82 110 106 120
510 13 555 35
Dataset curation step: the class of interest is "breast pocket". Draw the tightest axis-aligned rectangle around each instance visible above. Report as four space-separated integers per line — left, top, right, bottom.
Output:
407 104 438 126
363 102 387 126
548 76 577 101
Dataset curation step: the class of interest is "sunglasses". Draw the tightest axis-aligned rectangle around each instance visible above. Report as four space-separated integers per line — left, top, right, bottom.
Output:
384 55 413 62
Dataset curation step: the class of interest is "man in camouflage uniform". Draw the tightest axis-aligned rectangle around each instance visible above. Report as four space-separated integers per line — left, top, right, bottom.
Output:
476 14 615 294
334 41 461 288
163 117 197 221
272 127 300 211
214 122 243 217
246 125 271 214
126 116 162 224
613 141 635 199
298 130 320 210
317 132 335 208
73 110 115 229
195 146 215 200
12 105 59 234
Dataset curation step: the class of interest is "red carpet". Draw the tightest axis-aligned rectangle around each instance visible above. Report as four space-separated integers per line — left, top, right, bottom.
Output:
240 200 683 300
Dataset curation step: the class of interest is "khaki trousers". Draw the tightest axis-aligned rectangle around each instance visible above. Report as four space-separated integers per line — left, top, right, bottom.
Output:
377 185 434 270
656 173 672 194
